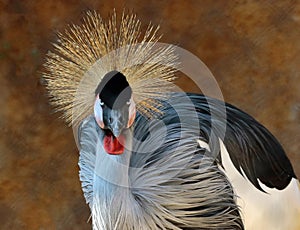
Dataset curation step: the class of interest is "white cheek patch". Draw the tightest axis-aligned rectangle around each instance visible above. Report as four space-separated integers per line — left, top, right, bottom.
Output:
94 96 105 129
127 97 136 128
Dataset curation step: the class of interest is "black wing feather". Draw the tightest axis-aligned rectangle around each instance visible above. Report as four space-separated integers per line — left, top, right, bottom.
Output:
163 93 296 191
223 101 296 190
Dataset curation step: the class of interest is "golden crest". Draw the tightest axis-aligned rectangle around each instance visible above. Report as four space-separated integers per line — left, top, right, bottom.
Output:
43 11 178 125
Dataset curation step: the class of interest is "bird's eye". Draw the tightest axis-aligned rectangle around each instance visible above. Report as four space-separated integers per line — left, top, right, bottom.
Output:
99 100 104 107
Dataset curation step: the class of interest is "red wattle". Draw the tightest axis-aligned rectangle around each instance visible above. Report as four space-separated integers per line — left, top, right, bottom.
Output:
103 132 125 155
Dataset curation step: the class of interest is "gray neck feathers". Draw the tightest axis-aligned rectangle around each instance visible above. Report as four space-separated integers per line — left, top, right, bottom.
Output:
78 116 243 229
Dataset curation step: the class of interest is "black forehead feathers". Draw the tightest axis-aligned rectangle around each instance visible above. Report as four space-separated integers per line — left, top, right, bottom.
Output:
95 71 132 109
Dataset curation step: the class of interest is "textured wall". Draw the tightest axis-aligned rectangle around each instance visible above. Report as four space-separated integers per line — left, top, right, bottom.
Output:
1 0 299 229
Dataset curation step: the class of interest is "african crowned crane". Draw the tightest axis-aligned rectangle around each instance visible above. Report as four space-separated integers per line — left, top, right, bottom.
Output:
43 11 300 229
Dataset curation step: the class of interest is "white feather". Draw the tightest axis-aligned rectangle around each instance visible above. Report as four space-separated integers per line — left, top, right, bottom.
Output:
218 139 300 230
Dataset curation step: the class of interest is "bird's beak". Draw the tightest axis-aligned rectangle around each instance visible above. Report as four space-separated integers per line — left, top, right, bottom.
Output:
111 122 123 138
106 107 128 138
102 108 127 155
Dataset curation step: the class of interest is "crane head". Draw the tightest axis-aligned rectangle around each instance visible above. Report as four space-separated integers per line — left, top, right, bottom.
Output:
93 71 136 155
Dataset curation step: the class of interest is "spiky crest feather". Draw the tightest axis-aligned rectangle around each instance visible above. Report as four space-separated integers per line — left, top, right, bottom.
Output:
43 11 178 125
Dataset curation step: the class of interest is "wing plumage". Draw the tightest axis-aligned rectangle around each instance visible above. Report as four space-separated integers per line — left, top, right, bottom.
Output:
77 91 296 229
183 93 296 191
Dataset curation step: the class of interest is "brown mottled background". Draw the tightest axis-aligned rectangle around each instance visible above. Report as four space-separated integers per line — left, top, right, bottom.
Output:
1 0 299 229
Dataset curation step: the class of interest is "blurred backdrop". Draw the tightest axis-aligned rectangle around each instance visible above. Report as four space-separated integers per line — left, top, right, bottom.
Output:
1 0 300 229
